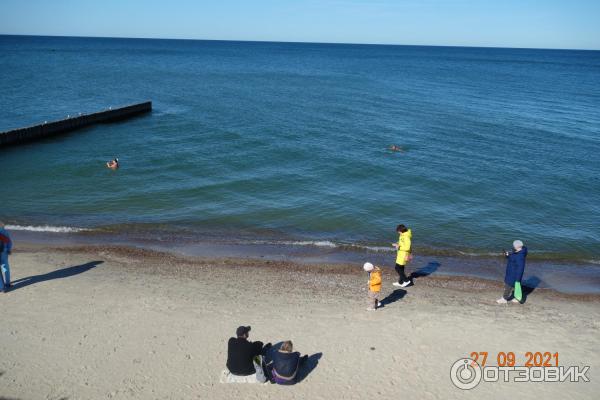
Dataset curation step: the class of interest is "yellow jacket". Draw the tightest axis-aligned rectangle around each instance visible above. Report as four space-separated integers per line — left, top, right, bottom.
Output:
396 229 412 265
369 267 382 293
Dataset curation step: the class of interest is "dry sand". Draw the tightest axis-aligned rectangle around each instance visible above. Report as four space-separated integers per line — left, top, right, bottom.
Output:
1 244 599 399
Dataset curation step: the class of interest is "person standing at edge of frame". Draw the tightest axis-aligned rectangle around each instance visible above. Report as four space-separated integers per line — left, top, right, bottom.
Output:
0 222 13 293
392 224 412 288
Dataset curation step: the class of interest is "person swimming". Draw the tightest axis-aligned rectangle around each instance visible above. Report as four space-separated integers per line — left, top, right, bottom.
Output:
389 145 404 152
106 158 119 169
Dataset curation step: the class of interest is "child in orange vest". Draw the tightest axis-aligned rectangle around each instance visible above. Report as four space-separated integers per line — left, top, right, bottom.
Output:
363 262 382 311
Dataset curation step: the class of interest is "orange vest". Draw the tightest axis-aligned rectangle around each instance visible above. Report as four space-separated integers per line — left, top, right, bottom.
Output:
369 267 382 292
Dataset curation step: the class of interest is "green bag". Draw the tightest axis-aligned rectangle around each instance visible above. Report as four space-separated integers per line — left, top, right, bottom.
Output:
514 281 523 302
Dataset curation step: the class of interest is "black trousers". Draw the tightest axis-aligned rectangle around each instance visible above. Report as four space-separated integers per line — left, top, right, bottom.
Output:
503 283 514 300
395 263 409 283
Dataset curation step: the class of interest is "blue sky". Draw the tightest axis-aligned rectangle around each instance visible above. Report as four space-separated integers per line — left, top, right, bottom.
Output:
1 0 599 49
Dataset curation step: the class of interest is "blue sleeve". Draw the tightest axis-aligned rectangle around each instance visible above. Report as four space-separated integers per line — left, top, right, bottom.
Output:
514 254 525 282
504 256 512 279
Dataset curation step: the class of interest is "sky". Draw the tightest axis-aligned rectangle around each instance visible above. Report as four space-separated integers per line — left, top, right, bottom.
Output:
1 0 599 50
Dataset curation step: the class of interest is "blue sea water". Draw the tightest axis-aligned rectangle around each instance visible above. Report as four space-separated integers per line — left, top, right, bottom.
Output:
1 35 600 266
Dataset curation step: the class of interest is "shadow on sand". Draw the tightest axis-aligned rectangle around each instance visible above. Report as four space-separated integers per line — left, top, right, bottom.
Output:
296 352 323 383
410 261 441 280
379 261 441 308
379 289 407 307
521 276 541 303
9 261 104 291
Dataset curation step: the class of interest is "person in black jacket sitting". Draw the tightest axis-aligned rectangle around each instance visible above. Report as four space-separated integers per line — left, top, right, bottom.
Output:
271 340 308 385
226 326 269 383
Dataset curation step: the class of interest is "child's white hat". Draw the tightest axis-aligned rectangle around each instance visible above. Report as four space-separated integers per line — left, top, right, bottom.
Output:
363 262 374 272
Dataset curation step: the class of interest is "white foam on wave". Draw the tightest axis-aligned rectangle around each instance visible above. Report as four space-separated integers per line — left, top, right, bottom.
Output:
6 224 89 233
458 250 501 257
248 239 338 248
247 239 393 252
347 244 392 252
280 240 338 248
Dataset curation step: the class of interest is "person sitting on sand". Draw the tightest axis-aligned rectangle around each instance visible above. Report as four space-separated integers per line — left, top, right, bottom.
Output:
364 262 382 311
389 144 404 152
270 340 308 385
497 240 528 304
0 222 13 293
225 326 270 383
106 158 119 169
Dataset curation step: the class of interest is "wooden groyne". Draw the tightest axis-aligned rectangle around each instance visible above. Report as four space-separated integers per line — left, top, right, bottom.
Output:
0 101 152 147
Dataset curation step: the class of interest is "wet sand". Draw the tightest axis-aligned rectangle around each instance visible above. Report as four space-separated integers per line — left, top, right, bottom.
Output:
1 243 599 399
10 229 600 295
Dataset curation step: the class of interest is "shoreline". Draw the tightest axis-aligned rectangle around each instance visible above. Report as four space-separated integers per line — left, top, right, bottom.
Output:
11 230 600 296
13 241 600 301
7 223 599 264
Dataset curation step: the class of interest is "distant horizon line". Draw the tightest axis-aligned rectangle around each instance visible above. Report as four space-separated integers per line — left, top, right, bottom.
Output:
1 33 598 52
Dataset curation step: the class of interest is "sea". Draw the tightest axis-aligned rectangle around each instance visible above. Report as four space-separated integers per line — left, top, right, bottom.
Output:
1 35 599 293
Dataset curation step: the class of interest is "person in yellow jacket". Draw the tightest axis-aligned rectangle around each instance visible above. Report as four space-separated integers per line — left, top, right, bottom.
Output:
363 262 382 311
392 224 412 288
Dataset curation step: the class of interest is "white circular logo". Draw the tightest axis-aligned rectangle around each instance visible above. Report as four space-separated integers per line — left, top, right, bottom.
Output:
450 358 482 390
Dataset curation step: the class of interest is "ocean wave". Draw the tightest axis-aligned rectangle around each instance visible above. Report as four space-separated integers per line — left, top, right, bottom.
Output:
240 239 596 263
457 250 502 257
341 244 393 253
6 224 89 233
281 241 395 253
7 221 596 265
246 239 393 252
248 240 338 248
281 240 338 248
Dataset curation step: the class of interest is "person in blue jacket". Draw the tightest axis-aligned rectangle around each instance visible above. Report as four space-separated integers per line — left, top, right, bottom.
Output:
270 340 308 385
497 240 527 304
0 222 13 293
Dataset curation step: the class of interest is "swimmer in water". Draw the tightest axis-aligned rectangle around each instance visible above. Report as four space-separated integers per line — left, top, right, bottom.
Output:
389 145 404 152
106 158 119 169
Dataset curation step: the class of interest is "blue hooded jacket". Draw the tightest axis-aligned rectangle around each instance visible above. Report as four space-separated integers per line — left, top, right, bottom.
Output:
504 247 527 286
272 350 301 383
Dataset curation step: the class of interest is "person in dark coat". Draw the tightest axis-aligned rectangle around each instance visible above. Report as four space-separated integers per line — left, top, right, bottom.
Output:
497 240 527 304
226 326 269 382
270 340 308 385
0 222 12 293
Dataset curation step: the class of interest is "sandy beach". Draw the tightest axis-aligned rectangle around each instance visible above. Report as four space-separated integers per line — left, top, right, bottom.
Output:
1 243 599 399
